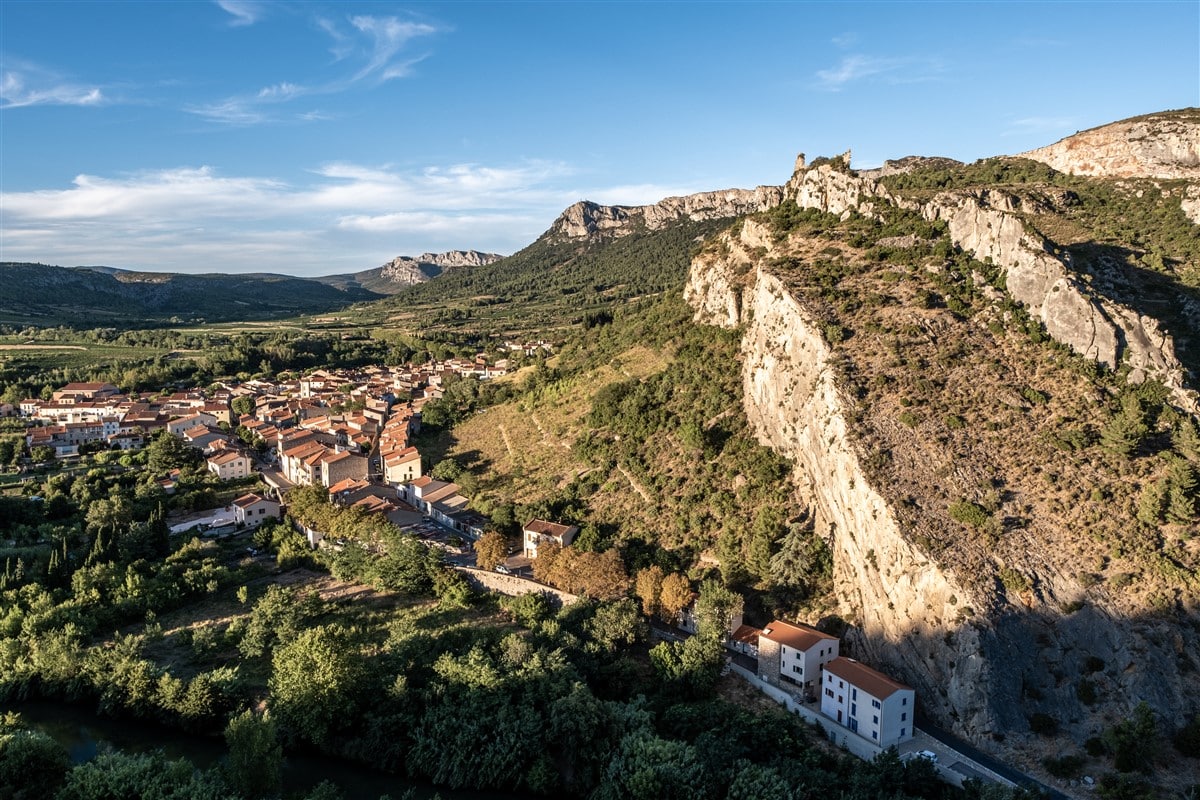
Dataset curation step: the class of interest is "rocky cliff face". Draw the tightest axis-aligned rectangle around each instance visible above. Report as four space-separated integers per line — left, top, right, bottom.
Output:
686 211 1200 752
548 186 785 241
776 158 1199 413
378 250 504 288
687 220 995 733
1020 109 1200 181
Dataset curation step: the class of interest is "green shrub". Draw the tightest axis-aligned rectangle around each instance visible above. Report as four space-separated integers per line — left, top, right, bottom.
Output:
1029 713 1059 736
949 500 991 529
1042 753 1085 778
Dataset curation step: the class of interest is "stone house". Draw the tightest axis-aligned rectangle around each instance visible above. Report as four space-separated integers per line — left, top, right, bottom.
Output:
757 619 839 696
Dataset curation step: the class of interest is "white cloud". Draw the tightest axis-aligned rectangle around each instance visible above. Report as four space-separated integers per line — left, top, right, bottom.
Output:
0 159 654 274
0 63 104 109
814 54 943 91
216 0 264 27
348 16 438 83
831 32 859 48
189 14 441 125
1003 116 1078 137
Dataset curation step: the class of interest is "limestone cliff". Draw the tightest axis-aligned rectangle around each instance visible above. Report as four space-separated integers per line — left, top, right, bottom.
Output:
1020 109 1200 181
548 187 785 241
686 211 1200 756
379 250 504 287
778 158 1198 413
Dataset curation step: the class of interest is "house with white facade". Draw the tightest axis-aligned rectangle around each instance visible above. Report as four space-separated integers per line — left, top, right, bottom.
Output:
757 620 839 696
207 450 251 481
820 656 915 748
233 493 281 526
522 519 579 559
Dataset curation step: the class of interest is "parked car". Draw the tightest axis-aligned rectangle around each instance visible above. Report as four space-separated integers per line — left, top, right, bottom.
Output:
915 750 938 763
494 564 511 575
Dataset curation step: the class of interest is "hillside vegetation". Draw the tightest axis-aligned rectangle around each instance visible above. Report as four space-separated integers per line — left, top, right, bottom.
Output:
0 263 383 328
370 218 734 345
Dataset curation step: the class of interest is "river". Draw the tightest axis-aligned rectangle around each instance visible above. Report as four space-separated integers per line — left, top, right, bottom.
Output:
4 700 516 800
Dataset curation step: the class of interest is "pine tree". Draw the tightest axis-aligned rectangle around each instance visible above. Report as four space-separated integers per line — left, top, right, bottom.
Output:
1100 394 1149 457
1173 417 1200 464
1167 459 1198 524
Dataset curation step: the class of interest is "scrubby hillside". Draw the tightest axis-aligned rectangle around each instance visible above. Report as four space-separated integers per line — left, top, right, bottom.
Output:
686 151 1200 786
0 263 383 327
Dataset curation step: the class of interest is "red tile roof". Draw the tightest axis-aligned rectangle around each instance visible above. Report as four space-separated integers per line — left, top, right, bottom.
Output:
823 657 911 700
760 620 837 651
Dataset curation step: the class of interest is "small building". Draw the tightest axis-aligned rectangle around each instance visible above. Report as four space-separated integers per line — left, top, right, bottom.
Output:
820 657 915 748
522 519 579 559
207 450 251 481
233 493 281 526
757 620 839 695
730 624 762 657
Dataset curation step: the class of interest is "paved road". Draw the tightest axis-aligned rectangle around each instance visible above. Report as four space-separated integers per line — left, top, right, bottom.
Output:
916 715 1068 799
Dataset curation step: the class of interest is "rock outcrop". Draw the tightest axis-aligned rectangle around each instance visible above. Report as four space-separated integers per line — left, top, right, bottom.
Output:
378 250 503 287
685 213 1200 749
548 187 785 241
776 158 1198 413
1020 109 1200 181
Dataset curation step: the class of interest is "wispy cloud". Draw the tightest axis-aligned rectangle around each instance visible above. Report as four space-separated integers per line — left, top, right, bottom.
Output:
216 0 264 27
348 16 438 82
1002 116 1078 137
189 14 441 125
1 159 643 274
814 54 944 91
831 32 858 48
0 61 104 109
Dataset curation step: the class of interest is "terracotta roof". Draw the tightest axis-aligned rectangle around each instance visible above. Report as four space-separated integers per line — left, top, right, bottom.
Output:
731 624 762 646
523 519 578 538
328 477 369 495
208 451 246 465
823 657 911 700
233 493 273 508
410 475 434 489
759 620 837 651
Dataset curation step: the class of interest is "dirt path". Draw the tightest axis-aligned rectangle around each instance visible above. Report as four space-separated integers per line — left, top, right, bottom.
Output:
617 463 653 504
498 424 517 461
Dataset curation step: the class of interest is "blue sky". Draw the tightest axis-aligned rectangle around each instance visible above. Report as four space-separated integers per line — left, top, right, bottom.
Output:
2 1 1197 277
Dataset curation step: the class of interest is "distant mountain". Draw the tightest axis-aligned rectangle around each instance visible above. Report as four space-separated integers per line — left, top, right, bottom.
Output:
0 263 384 327
318 250 504 295
546 187 784 241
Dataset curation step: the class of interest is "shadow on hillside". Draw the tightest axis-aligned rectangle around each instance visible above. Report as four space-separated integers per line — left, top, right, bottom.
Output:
1067 242 1200 385
839 593 1199 770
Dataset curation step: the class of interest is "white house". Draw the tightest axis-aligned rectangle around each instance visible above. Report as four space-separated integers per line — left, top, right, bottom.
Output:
757 619 839 695
522 519 579 559
820 656 915 748
207 450 251 481
232 493 281 526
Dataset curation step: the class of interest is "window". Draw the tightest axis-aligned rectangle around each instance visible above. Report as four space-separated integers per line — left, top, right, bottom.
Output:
838 680 844 689
837 695 843 703
851 703 857 716
825 688 834 698
793 664 803 674
901 713 907 721
902 697 907 706
871 731 877 740
851 688 857 701
826 675 832 683
872 699 881 710
900 728 906 737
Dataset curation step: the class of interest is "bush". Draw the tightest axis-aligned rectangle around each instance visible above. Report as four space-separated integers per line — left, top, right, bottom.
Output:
1042 753 1085 778
1174 715 1200 758
1029 713 1059 736
949 500 991 529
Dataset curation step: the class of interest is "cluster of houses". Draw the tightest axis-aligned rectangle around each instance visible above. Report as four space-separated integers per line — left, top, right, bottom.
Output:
718 614 916 748
20 382 231 457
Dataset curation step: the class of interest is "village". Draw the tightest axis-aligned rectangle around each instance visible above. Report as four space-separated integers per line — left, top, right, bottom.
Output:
11 359 1020 791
